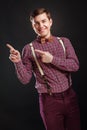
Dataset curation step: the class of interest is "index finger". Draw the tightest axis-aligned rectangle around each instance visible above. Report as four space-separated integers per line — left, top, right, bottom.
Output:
35 49 45 55
6 44 15 51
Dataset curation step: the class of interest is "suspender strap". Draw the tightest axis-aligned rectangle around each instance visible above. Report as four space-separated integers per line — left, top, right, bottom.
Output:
29 43 52 95
57 37 66 54
30 43 44 76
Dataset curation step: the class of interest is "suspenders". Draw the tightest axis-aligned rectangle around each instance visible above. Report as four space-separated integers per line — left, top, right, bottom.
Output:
29 37 66 95
57 37 66 54
30 43 52 95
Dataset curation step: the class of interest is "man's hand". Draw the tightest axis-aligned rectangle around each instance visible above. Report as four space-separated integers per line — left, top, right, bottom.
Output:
6 44 21 63
35 49 53 63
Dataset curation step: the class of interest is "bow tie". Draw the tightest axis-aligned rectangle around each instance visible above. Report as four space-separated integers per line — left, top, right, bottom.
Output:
37 36 53 44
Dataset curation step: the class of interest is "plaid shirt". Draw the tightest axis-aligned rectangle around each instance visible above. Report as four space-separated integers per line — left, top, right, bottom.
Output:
14 36 79 93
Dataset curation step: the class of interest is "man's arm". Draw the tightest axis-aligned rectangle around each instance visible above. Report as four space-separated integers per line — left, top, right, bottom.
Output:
6 44 33 84
35 38 79 72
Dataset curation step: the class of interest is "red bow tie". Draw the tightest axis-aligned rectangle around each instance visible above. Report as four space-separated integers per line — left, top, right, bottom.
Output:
37 36 53 44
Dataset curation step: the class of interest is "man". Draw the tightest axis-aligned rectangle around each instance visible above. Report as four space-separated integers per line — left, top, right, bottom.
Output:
7 8 81 130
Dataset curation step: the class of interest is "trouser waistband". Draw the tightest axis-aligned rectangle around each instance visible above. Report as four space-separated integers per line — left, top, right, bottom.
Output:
39 87 72 97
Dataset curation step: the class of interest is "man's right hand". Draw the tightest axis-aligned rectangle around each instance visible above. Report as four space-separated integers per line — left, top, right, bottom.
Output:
6 44 21 63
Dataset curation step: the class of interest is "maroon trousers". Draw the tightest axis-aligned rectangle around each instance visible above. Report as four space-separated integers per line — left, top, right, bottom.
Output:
39 87 81 130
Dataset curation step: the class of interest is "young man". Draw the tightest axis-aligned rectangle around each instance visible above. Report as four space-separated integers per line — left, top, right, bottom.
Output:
7 8 81 130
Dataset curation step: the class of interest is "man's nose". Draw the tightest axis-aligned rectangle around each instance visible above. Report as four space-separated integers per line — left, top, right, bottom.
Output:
39 22 43 27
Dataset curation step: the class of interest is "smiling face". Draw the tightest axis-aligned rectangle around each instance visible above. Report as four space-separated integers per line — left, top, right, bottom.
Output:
31 12 53 38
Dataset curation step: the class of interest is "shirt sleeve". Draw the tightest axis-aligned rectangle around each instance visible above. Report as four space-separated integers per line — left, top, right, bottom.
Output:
14 44 33 84
51 37 80 72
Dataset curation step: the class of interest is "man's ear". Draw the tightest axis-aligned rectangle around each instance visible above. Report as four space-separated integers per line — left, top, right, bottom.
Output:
31 22 36 32
31 23 34 29
50 18 53 26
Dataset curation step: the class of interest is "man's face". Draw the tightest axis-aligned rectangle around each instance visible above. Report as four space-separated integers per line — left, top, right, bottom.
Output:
32 13 53 38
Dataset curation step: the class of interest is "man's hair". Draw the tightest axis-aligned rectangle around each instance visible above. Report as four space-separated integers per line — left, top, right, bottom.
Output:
30 8 52 22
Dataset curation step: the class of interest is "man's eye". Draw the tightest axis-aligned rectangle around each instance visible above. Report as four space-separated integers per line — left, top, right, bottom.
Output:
35 23 39 26
42 20 46 23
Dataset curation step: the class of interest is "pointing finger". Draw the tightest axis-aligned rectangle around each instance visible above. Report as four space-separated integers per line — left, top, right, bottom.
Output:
35 49 45 55
6 44 15 51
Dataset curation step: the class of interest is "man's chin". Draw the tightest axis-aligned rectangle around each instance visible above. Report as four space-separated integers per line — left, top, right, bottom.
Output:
39 34 47 38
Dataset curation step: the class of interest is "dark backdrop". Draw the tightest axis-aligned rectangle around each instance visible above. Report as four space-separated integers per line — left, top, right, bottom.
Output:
0 0 87 130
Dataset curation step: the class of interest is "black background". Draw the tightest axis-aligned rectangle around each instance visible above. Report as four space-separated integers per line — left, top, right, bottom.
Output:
0 0 87 130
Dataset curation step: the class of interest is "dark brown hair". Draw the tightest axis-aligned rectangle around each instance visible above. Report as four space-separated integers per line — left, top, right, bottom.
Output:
30 8 52 22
